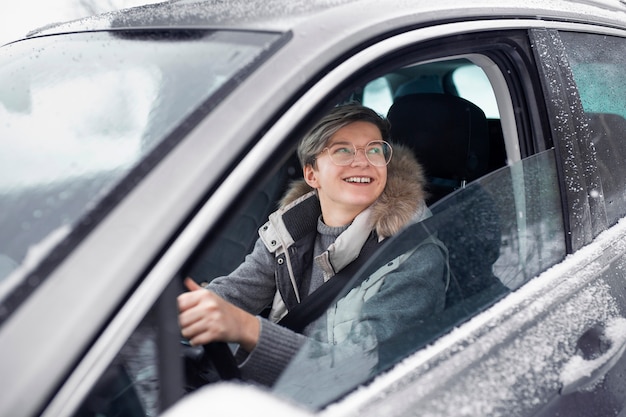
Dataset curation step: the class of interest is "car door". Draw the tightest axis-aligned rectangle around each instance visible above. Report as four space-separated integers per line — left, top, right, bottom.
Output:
530 27 626 417
271 24 626 417
291 25 626 417
36 16 626 417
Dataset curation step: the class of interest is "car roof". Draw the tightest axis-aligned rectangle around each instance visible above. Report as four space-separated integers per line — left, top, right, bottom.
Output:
22 0 626 40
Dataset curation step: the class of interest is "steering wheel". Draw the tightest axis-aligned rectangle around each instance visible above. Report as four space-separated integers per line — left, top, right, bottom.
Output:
182 340 240 390
201 342 241 380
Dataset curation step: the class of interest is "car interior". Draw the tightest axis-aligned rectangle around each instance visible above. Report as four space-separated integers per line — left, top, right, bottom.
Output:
163 57 513 401
163 59 518 407
188 56 511 306
73 44 572 417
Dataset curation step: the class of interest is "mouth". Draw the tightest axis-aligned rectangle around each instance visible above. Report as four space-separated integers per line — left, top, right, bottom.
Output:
344 176 372 184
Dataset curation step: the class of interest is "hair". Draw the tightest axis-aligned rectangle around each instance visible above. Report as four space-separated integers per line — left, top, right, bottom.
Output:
297 103 391 168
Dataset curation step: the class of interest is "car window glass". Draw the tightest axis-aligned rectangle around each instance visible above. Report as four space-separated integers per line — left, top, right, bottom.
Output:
559 31 626 226
361 61 500 120
0 30 282 309
70 277 185 417
362 76 393 115
73 312 161 417
452 65 500 118
274 149 566 409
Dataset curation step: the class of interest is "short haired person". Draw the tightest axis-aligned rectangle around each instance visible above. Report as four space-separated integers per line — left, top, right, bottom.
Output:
178 103 448 386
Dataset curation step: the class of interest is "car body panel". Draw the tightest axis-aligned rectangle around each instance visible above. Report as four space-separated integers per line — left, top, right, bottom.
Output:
23 0 626 37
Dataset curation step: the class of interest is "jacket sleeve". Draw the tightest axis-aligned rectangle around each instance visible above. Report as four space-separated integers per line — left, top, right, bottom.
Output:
236 318 308 386
207 236 278 315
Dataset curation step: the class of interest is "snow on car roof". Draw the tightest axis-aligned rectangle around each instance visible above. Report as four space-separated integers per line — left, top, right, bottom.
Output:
22 0 626 43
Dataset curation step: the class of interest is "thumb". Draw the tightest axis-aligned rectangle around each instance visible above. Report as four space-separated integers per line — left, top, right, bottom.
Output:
184 277 203 292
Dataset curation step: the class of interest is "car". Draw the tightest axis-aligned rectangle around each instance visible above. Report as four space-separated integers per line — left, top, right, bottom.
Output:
2 0 626 415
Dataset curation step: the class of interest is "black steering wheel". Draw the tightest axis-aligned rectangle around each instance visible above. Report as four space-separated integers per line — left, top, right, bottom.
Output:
182 340 240 390
201 342 241 380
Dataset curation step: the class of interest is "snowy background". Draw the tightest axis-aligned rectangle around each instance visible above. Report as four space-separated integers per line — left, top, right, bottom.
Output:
0 0 164 46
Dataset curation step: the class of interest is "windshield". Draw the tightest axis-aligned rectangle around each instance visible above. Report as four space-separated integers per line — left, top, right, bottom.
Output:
0 29 282 309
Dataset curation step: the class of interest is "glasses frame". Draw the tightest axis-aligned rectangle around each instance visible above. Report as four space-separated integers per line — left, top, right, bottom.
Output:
320 140 393 167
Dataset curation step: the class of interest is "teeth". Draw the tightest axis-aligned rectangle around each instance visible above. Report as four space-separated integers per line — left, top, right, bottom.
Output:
345 177 371 183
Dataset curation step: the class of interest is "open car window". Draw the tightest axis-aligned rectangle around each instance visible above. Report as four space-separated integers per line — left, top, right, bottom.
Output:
69 37 567 416
273 149 565 409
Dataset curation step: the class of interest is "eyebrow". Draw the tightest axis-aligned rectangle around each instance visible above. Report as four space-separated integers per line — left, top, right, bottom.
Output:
327 140 352 146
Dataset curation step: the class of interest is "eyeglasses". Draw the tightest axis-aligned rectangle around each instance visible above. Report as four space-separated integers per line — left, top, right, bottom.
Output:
321 140 393 167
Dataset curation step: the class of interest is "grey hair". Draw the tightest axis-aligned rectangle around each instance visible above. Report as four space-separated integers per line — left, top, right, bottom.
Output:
297 103 391 168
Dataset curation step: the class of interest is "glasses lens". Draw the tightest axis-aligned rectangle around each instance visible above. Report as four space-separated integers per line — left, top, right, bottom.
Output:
365 141 392 166
327 144 355 166
325 141 392 166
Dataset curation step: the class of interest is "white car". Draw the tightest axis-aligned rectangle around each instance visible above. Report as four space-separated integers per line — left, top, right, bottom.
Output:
2 0 626 416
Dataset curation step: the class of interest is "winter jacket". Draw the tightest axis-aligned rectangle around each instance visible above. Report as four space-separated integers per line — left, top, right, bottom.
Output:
208 144 448 386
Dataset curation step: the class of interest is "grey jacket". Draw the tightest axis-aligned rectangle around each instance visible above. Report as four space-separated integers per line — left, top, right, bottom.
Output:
208 145 448 386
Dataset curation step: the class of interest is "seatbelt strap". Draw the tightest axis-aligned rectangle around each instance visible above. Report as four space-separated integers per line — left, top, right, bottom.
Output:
277 235 383 333
276 217 445 333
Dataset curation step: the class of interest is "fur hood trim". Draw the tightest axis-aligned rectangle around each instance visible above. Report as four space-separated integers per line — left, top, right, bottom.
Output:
279 144 427 238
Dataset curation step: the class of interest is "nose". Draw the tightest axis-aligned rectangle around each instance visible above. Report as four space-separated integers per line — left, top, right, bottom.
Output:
351 148 369 166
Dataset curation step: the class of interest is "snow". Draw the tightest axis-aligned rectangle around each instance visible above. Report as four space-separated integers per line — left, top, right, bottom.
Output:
559 316 626 394
0 224 70 307
322 216 626 417
161 382 314 417
0 0 164 47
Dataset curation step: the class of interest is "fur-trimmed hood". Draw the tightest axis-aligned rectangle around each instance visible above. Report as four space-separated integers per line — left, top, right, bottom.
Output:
278 143 427 239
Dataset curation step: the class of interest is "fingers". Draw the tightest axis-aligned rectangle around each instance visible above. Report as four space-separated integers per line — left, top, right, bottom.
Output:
176 278 260 349
178 291 224 328
177 283 228 345
184 277 203 291
180 312 225 346
177 277 207 312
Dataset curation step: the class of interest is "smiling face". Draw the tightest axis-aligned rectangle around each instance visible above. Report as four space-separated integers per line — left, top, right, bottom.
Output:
304 121 388 227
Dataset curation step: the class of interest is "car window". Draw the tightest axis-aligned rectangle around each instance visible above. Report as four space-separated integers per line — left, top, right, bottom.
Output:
362 76 393 116
452 65 500 118
270 50 564 408
361 60 500 121
0 29 283 314
559 31 626 226
273 149 565 409
71 279 183 417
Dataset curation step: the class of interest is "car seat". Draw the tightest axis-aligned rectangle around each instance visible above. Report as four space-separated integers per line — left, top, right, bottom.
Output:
386 93 490 205
187 155 301 283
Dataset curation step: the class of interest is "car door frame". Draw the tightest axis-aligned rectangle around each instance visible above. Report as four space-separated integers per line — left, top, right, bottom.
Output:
530 27 610 252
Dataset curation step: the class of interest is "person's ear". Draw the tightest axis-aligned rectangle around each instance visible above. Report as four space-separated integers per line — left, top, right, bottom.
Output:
303 164 319 188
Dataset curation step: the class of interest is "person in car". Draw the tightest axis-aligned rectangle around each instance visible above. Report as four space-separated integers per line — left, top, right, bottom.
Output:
177 103 449 386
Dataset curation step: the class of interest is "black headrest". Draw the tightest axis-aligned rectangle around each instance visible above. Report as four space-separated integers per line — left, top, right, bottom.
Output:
387 93 490 183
